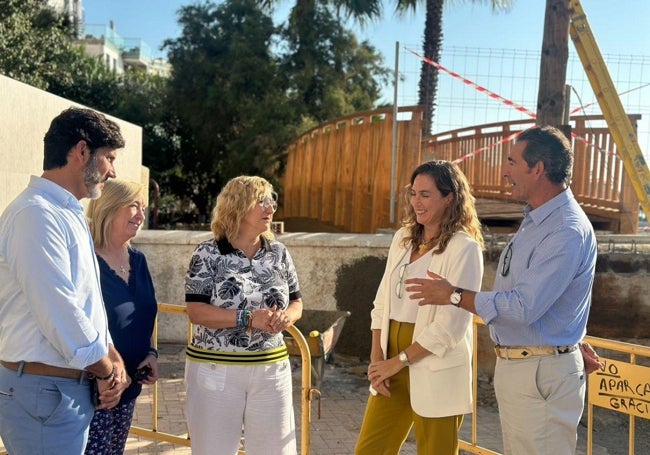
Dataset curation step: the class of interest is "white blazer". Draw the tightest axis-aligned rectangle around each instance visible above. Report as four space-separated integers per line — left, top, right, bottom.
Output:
370 227 484 417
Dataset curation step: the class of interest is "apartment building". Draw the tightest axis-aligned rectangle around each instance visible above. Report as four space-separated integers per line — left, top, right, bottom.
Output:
47 0 171 77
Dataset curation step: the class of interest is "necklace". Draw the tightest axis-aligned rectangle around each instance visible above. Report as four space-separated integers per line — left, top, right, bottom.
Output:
417 238 435 254
97 247 129 278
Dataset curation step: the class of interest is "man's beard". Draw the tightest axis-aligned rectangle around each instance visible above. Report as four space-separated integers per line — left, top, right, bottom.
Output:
83 153 104 199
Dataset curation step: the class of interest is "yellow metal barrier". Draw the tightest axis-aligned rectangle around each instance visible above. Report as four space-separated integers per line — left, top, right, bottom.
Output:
583 335 650 455
3 306 643 454
129 303 316 454
458 316 501 455
458 317 650 455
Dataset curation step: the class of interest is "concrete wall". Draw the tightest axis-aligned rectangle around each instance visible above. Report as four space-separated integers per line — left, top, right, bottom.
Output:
133 230 650 376
131 231 393 347
0 74 146 212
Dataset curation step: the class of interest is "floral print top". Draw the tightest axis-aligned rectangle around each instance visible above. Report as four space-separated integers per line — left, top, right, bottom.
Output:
185 236 301 352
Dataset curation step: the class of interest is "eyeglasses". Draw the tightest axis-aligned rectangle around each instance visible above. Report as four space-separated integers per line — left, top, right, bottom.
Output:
501 242 513 276
395 263 408 298
258 196 278 213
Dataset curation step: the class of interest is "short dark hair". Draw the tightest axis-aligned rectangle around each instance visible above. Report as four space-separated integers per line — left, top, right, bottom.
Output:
516 126 573 185
42 107 125 170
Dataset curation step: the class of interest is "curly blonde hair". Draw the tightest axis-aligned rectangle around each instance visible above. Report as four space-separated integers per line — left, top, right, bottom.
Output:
210 175 276 242
87 179 144 249
401 160 484 253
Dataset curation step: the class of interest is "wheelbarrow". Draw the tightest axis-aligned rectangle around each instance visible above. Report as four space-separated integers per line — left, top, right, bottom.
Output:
284 309 351 388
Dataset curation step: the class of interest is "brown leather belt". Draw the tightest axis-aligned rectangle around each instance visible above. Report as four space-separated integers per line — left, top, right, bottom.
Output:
494 345 578 360
1 361 85 380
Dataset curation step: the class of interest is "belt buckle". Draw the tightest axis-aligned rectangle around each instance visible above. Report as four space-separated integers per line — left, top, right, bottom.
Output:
555 345 573 355
495 345 510 360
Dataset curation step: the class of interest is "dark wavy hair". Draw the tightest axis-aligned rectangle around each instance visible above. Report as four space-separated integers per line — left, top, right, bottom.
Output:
43 107 125 170
401 160 484 253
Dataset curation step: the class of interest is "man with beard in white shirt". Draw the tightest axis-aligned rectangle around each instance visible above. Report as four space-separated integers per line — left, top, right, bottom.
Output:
0 107 131 454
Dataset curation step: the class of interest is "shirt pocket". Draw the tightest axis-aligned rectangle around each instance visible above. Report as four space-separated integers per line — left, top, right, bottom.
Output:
197 362 227 392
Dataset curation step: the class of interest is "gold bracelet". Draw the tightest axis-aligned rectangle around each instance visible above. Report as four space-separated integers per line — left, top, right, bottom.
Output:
247 311 254 334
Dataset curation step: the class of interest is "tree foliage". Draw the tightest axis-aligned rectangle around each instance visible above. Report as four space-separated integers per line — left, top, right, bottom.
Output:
163 0 391 219
280 3 391 124
163 0 295 218
1 0 391 224
0 0 88 89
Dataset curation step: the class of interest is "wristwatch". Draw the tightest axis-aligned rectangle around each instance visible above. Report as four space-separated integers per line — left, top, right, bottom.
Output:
398 351 411 366
450 288 464 307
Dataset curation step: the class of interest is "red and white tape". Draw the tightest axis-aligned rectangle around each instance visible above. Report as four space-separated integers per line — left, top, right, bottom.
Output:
406 47 635 163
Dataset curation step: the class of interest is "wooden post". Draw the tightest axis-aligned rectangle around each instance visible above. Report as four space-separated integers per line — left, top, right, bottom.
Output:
536 0 572 127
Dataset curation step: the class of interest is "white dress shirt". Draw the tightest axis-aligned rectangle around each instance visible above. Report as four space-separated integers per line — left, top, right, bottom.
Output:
0 176 110 369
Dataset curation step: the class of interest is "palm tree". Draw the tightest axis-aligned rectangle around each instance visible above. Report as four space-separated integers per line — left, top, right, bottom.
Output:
260 0 513 136
394 0 514 136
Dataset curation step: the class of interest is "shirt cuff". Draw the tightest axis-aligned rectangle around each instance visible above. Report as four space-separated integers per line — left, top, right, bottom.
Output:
474 292 498 325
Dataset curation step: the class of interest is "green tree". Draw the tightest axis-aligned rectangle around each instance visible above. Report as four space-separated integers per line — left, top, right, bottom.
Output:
279 3 391 124
164 0 295 218
0 0 128 113
0 0 88 89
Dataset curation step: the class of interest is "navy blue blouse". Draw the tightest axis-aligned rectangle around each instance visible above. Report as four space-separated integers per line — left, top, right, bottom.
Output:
97 247 158 403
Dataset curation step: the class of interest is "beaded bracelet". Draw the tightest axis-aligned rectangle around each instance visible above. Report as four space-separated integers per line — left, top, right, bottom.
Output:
148 348 159 359
95 365 116 382
236 309 252 329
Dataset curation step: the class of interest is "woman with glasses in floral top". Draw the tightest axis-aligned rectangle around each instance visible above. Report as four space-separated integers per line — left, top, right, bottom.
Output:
355 161 484 455
184 175 302 455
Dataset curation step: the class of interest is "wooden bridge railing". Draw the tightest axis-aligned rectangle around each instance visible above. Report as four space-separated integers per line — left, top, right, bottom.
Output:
283 112 641 233
283 106 424 233
422 115 641 233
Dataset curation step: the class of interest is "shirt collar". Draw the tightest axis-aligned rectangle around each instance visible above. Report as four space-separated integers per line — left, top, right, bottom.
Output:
216 235 272 254
29 175 84 212
524 187 574 225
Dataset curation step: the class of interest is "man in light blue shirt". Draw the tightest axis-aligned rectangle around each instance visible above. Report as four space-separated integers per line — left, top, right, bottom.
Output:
0 107 131 454
406 126 602 455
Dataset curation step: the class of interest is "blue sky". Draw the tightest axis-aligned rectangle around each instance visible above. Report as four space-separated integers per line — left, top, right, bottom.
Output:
83 1 650 150
83 0 650 105
83 1 650 62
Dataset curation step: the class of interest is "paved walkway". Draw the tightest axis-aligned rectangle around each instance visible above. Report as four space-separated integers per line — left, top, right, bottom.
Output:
2 344 647 454
121 344 642 455
122 344 504 454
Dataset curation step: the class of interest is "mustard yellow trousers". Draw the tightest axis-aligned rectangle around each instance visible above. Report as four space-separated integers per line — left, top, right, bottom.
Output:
355 320 463 455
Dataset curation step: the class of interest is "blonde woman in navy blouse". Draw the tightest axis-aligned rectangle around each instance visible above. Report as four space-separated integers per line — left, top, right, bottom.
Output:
184 176 303 455
86 179 159 454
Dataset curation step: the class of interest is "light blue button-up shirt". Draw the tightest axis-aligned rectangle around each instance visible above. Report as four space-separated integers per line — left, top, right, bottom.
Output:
0 176 110 369
475 188 597 346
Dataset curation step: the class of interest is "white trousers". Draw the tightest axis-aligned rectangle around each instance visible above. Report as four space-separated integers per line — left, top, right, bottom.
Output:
185 359 297 455
494 349 585 455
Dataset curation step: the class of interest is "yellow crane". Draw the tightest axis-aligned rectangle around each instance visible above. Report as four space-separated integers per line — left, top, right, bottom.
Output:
569 0 650 224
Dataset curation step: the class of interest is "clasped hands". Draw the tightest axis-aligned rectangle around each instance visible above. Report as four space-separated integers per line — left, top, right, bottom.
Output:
96 365 131 410
254 307 292 333
367 357 406 397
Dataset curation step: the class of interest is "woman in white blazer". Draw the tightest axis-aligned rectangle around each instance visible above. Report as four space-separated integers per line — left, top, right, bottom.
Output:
355 161 484 455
